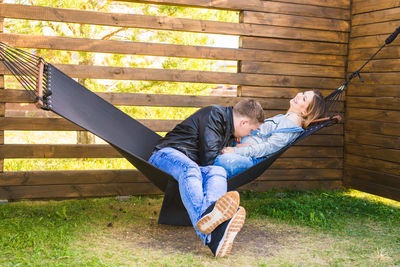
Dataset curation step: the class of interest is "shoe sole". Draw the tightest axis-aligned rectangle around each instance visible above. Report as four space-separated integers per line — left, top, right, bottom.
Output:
215 206 246 258
196 191 240 234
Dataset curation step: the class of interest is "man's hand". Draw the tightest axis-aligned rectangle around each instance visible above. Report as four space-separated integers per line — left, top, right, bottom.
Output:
222 147 235 154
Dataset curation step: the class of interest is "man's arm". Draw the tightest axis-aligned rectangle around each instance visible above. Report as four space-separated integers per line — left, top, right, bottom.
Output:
198 108 226 166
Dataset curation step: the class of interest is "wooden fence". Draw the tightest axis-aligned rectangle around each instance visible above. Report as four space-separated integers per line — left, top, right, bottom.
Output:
345 0 400 201
0 0 349 200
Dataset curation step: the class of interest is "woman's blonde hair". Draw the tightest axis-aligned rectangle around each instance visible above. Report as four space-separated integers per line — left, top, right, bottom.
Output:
302 89 326 128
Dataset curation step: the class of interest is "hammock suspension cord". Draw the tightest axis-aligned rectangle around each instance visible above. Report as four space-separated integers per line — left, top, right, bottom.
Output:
0 42 51 109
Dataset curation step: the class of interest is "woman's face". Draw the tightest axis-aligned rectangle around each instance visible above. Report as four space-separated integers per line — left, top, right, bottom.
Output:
289 91 315 115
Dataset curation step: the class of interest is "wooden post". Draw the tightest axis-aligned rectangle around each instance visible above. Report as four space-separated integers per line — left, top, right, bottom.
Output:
0 0 4 173
237 10 244 98
77 77 95 145
35 59 45 108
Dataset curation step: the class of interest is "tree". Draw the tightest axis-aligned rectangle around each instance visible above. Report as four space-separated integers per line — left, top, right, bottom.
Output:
4 0 238 169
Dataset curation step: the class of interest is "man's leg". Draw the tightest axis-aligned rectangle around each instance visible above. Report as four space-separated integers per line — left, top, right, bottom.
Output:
198 166 246 258
149 147 207 242
195 166 240 235
200 165 228 214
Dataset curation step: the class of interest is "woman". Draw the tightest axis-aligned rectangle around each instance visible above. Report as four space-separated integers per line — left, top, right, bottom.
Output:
214 89 326 178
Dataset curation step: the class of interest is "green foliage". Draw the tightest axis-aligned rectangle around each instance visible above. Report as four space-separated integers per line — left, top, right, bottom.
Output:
4 0 238 171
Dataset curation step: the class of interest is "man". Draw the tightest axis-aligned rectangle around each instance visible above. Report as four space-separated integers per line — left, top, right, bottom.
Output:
149 99 264 257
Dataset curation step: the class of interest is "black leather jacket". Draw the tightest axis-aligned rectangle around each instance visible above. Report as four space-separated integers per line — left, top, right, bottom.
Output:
154 105 235 166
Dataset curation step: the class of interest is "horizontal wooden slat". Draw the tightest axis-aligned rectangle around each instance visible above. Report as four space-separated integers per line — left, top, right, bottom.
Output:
346 143 400 164
344 167 400 195
347 84 400 97
0 179 343 200
348 73 400 85
241 179 342 192
259 168 342 180
240 61 345 78
352 0 400 15
345 131 400 150
345 119 400 137
351 21 400 38
352 7 400 26
346 96 400 111
297 135 343 146
348 58 400 73
241 11 349 31
241 37 348 55
0 89 292 110
0 183 162 200
0 144 342 159
0 117 179 132
0 33 346 66
0 170 149 186
344 174 400 202
0 4 347 42
121 0 349 19
120 0 263 11
345 154 399 176
350 34 400 49
2 89 245 106
0 168 342 186
267 0 349 9
346 108 400 123
0 64 343 88
348 46 400 61
240 86 340 99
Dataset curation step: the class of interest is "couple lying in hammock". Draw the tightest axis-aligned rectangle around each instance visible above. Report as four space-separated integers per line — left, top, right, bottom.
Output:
149 90 326 257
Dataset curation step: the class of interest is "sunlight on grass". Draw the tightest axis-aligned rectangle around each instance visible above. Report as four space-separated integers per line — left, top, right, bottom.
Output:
344 189 400 208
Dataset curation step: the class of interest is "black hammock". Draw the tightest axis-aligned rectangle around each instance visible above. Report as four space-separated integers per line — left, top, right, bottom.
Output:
0 26 399 226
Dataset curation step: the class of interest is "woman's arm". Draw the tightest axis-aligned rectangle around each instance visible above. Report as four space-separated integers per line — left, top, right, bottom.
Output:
233 132 300 158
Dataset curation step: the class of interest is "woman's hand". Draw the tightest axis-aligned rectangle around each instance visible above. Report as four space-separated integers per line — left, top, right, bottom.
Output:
222 147 235 154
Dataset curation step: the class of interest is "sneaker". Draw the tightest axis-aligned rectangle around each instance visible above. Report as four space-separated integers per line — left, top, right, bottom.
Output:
207 206 246 258
196 191 240 234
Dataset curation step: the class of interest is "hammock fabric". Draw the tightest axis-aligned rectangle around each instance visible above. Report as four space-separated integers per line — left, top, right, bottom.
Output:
0 26 398 225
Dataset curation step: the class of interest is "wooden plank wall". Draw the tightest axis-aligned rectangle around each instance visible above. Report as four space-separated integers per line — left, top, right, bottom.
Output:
0 0 4 178
345 0 400 201
238 0 350 192
0 0 349 200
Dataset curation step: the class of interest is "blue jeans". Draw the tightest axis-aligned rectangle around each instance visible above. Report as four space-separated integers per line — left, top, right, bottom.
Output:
149 147 228 244
214 153 265 178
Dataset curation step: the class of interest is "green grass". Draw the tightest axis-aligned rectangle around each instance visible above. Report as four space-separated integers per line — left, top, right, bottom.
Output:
242 189 400 230
0 189 399 266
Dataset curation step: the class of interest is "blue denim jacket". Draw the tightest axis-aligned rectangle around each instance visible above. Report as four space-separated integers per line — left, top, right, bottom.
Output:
233 114 304 158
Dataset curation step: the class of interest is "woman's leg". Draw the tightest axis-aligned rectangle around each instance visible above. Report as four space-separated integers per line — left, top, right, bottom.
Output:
214 153 255 178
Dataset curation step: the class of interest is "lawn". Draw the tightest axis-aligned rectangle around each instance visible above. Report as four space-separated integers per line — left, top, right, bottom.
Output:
0 189 399 266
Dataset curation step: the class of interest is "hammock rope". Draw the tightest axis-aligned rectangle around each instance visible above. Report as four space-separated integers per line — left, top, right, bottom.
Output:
0 42 50 108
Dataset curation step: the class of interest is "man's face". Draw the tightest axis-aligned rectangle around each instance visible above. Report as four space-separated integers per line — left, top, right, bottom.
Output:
234 119 260 138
